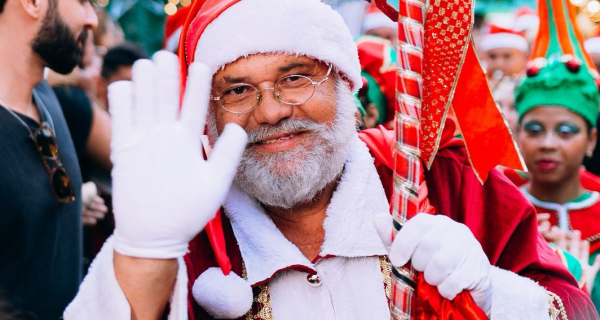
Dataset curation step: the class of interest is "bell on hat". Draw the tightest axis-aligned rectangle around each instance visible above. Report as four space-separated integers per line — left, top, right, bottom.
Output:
515 0 599 128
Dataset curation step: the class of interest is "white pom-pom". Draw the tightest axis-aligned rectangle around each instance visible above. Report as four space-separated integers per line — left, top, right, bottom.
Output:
192 267 253 319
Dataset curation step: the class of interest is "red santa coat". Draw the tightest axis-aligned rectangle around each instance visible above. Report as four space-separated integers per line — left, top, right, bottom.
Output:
184 127 599 319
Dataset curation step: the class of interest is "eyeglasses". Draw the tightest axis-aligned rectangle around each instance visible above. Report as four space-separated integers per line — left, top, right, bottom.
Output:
211 64 333 114
32 122 75 203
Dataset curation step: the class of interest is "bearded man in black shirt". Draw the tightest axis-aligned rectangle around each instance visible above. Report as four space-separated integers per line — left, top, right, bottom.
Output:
0 0 97 319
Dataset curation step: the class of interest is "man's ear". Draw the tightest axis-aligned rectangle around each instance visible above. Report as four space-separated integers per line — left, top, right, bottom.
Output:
20 0 43 20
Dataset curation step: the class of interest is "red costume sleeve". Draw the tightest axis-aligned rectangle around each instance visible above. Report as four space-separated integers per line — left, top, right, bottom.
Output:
359 127 600 320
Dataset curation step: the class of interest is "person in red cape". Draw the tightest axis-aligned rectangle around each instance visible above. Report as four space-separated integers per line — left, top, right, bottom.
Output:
63 0 598 319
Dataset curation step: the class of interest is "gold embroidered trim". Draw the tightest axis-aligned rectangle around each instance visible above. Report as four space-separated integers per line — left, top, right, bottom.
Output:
242 260 273 320
547 290 568 320
246 284 273 320
379 256 393 300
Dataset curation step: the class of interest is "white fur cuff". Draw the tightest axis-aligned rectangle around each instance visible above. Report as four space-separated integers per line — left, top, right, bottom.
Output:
488 266 550 320
63 236 189 320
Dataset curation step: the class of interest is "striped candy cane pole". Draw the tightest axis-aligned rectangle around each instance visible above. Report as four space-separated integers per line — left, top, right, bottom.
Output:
389 0 426 319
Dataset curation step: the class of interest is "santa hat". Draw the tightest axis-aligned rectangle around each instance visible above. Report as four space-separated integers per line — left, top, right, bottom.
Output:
179 0 361 97
584 29 600 54
362 1 396 33
480 24 529 53
515 0 599 127
162 5 191 52
176 0 360 318
513 6 539 33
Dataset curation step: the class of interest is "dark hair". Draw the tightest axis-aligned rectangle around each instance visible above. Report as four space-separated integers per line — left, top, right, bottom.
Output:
0 0 6 13
100 42 147 80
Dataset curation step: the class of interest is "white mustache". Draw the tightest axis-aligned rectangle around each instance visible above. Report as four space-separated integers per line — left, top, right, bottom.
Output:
246 119 325 144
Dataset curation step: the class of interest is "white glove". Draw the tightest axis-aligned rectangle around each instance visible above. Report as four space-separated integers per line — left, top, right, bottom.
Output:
374 213 493 315
108 51 248 259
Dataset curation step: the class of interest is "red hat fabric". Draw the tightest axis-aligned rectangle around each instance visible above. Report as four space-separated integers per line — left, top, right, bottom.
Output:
513 6 539 32
480 24 529 52
163 5 192 52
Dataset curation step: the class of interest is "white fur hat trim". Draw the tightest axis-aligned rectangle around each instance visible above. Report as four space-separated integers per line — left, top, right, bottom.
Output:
194 0 362 93
480 33 528 52
192 267 253 319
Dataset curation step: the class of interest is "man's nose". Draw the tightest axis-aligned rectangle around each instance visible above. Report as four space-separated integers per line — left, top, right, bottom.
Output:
252 89 293 125
84 2 99 30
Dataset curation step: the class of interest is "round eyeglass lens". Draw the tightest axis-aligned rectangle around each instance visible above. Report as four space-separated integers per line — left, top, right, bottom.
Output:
276 75 315 105
51 166 75 201
36 125 59 158
221 84 260 113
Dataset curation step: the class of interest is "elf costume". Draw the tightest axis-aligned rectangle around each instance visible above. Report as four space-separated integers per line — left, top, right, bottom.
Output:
512 0 600 311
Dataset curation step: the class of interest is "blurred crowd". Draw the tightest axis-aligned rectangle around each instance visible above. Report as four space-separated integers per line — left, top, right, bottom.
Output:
1 0 600 319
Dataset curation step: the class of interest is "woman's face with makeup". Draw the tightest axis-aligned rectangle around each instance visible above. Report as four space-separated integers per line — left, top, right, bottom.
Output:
516 106 597 185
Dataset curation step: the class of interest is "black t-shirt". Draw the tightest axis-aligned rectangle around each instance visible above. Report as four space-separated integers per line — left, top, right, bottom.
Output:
0 81 83 320
52 86 93 182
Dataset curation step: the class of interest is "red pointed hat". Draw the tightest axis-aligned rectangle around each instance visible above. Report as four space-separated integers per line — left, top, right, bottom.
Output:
178 0 362 100
480 24 529 52
513 6 539 32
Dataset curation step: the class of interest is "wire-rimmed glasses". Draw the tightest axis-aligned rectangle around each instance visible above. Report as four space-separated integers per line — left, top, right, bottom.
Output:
210 64 333 114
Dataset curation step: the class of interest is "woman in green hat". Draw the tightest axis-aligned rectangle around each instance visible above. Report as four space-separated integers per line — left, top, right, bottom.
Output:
513 0 600 308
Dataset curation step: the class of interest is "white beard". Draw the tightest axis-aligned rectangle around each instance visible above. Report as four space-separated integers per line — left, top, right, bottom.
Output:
208 79 357 209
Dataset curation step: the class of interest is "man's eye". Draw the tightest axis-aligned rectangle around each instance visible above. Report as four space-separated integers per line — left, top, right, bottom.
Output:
278 75 311 89
223 85 254 96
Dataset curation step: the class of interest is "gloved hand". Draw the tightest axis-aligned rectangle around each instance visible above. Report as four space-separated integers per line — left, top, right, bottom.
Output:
374 213 493 315
108 51 247 259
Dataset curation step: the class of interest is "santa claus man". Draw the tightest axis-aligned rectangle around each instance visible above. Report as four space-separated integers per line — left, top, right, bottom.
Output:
64 0 597 319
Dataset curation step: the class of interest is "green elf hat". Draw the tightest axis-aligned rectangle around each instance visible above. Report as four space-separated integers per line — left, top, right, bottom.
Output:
515 0 600 127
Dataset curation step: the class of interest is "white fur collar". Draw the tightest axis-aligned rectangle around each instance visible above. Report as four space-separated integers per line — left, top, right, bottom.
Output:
223 135 389 286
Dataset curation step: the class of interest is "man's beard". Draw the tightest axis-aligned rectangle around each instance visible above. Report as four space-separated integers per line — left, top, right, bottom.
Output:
31 1 87 74
208 79 358 209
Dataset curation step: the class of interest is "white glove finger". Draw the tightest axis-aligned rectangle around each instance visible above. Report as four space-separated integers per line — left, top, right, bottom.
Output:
411 234 443 272
373 212 393 250
437 263 472 300
108 80 134 149
423 242 462 286
388 213 435 267
207 123 248 187
132 59 157 130
181 63 212 137
153 51 180 123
